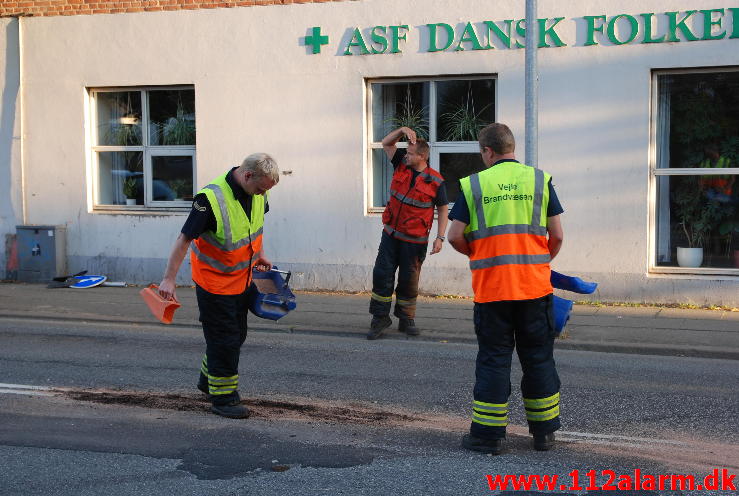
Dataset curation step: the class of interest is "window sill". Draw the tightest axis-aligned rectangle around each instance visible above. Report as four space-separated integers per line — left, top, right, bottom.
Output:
93 205 190 215
649 267 739 279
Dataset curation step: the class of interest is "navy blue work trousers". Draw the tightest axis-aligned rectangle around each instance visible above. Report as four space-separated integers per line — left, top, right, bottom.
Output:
369 231 427 320
470 294 561 439
196 284 249 406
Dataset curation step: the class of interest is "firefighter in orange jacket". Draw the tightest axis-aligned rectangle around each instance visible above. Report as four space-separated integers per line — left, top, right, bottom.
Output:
448 123 564 454
158 153 279 419
368 127 449 340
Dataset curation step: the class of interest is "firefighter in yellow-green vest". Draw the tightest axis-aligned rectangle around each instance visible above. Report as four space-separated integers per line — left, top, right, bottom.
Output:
448 123 564 455
158 153 279 419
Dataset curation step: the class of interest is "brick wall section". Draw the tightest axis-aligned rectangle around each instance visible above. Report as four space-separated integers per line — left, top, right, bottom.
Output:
0 0 356 18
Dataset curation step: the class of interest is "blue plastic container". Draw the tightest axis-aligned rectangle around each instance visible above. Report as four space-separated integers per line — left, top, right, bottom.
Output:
552 295 574 335
248 267 297 321
551 271 598 294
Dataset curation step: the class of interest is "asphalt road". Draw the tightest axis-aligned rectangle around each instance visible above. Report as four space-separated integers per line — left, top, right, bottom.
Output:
1 317 737 496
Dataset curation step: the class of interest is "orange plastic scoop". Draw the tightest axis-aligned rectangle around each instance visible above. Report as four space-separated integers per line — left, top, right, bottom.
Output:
139 284 181 324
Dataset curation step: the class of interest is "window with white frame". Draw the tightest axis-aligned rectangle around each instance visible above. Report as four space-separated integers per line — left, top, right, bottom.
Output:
652 69 739 273
90 87 196 209
367 77 495 209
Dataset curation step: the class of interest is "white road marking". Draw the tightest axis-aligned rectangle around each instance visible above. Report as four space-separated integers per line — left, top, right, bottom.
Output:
0 383 57 397
558 430 689 446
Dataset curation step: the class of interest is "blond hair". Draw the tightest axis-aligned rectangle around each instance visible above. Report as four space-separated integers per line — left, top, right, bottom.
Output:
239 153 280 182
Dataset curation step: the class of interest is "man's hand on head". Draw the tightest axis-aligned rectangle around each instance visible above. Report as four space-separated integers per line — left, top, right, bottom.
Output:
402 127 417 144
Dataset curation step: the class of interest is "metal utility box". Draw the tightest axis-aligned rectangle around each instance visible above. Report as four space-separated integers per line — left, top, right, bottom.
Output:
16 225 67 283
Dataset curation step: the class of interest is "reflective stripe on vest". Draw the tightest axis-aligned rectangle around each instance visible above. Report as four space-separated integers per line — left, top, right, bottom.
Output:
390 189 433 209
383 224 429 244
461 162 553 303
190 173 265 295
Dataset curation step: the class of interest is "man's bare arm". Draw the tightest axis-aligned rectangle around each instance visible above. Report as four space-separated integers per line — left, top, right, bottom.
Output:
382 127 416 160
547 214 563 261
430 204 449 255
158 232 192 300
448 219 470 256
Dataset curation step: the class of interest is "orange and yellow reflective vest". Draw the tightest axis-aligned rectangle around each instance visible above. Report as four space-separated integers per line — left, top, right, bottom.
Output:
190 172 266 295
459 161 553 302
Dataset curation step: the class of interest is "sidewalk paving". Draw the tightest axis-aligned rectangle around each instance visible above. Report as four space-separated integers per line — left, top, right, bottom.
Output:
1 282 737 360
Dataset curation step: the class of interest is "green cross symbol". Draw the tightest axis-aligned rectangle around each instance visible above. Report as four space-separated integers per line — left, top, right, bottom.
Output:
305 26 329 54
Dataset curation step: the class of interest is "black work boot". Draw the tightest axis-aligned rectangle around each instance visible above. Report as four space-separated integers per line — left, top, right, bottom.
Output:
533 432 556 451
211 402 250 419
367 316 392 340
399 318 420 336
461 434 503 455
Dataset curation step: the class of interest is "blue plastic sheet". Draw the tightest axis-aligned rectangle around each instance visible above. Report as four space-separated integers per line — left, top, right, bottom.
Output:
551 271 598 294
550 271 598 335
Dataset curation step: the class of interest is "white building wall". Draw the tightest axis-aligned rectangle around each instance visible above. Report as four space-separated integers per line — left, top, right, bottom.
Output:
12 0 739 305
0 18 22 278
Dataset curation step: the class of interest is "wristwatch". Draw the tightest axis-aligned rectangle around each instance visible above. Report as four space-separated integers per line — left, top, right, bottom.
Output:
436 235 445 241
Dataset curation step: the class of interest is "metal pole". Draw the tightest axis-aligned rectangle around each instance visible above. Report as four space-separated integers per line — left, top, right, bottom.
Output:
525 0 538 168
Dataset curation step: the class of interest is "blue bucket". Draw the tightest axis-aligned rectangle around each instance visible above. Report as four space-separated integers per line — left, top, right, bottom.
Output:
552 295 573 335
248 267 297 321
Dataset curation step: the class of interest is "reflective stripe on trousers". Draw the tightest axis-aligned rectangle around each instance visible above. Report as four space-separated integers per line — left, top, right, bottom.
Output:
196 285 249 405
369 230 426 320
469 295 561 440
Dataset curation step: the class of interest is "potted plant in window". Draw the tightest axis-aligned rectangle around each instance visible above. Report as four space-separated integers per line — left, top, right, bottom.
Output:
385 86 429 140
123 177 138 206
672 176 723 267
105 94 142 146
152 101 195 146
439 101 492 142
169 178 192 201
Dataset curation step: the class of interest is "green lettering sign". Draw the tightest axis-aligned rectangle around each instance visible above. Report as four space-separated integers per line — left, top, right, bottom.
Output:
370 26 388 54
514 19 526 48
456 22 485 51
731 8 739 38
427 23 454 52
700 9 726 40
317 9 739 57
607 14 639 45
483 20 514 48
584 15 607 46
344 28 370 55
515 18 567 48
389 25 409 53
666 10 699 42
640 13 666 43
538 17 567 47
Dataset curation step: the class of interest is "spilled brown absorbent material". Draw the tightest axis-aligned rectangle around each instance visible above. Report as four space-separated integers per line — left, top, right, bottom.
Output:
64 389 414 425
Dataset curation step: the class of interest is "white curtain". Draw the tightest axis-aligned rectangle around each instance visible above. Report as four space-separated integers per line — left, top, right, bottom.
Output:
656 77 672 263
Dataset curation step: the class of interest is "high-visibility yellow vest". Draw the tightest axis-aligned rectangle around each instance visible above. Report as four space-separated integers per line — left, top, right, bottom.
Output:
460 161 553 302
190 172 266 295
